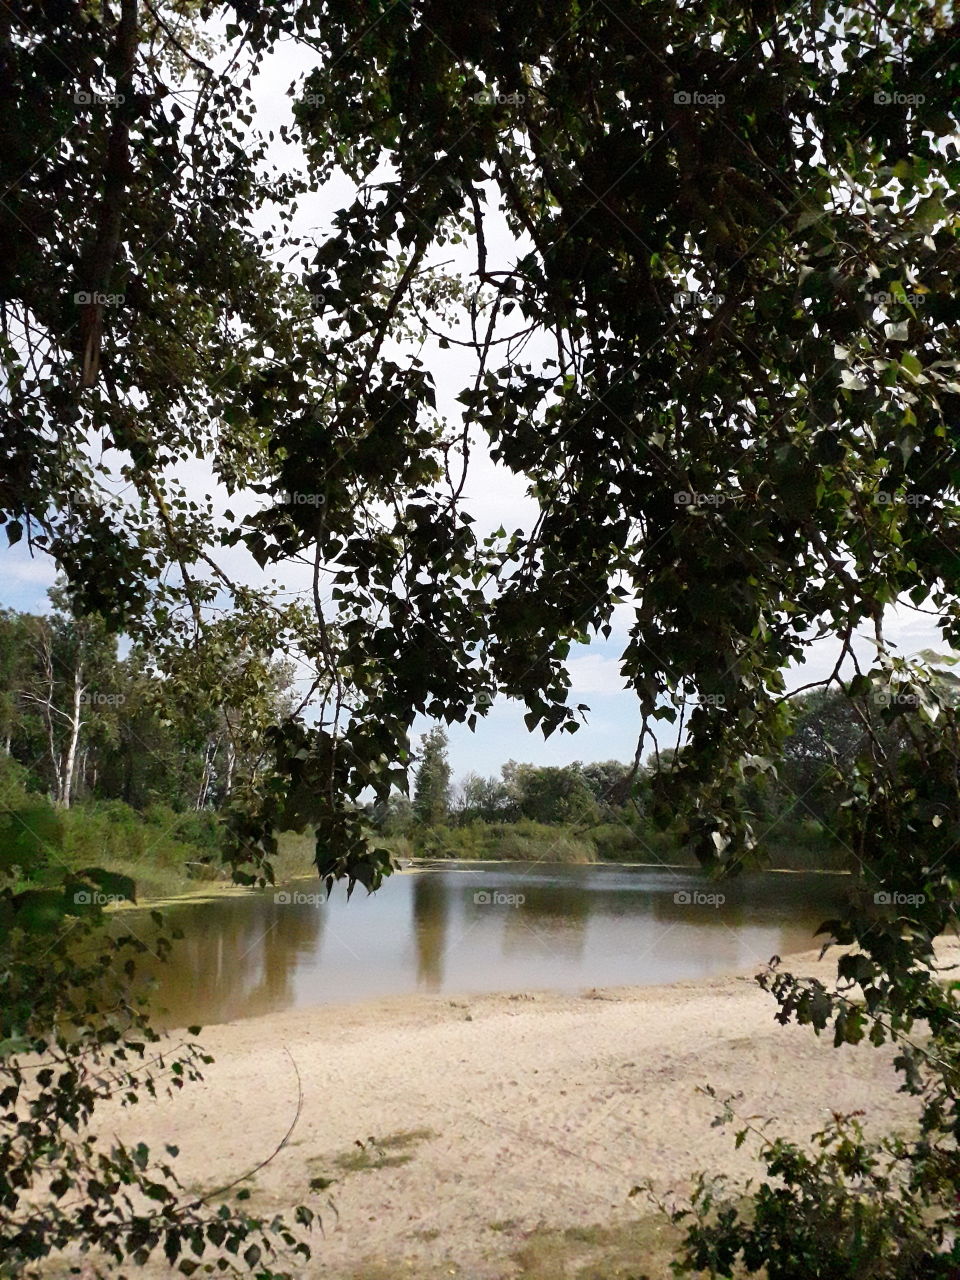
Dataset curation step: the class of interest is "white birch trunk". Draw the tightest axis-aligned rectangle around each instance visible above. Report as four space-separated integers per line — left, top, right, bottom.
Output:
59 662 85 809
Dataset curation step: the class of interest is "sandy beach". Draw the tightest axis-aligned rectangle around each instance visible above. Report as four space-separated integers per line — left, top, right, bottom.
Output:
93 942 957 1280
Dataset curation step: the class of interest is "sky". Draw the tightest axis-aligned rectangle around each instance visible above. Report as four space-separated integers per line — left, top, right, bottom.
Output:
1 30 949 786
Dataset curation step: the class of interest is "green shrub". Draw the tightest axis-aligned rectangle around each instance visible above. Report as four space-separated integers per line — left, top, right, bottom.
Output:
53 799 227 898
141 802 219 850
412 823 483 858
588 822 644 860
404 810 850 870
143 800 180 828
170 808 221 851
407 818 600 863
760 818 848 871
0 754 45 808
650 1096 960 1279
61 802 138 865
375 833 415 861
0 768 62 891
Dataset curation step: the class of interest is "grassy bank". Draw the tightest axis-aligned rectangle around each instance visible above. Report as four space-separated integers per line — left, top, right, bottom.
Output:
1 756 318 903
378 815 849 872
80 825 319 903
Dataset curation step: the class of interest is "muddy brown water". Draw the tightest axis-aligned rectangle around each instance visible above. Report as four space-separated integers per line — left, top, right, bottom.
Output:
124 861 847 1028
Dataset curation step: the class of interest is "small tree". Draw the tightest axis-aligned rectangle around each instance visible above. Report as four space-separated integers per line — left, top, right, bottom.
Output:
579 760 633 817
411 727 451 827
369 791 414 836
502 762 600 825
458 772 511 824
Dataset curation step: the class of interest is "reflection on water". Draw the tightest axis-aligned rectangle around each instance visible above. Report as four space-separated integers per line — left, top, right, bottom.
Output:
129 863 846 1029
412 873 447 990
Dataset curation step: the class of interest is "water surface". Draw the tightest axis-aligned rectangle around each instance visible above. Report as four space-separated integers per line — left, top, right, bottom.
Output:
131 862 845 1028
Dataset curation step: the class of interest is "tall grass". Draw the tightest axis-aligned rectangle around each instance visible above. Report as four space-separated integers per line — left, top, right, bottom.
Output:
0 755 319 902
377 814 848 872
399 820 598 863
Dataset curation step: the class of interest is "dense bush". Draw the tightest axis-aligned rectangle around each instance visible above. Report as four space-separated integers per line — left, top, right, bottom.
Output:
494 822 596 863
759 818 849 872
408 819 597 863
0 778 228 900
409 821 495 859
396 809 847 869
646 1078 960 1278
62 800 197 872
587 822 640 861
0 753 46 808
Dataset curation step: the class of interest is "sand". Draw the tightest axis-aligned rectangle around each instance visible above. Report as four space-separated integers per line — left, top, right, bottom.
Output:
89 941 958 1279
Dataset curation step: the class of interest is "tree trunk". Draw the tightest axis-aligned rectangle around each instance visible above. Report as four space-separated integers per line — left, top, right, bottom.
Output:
223 736 236 801
196 739 218 810
59 663 85 809
37 627 62 803
79 0 138 386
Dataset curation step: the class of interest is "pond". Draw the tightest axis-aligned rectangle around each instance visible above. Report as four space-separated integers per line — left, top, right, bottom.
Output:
129 862 847 1028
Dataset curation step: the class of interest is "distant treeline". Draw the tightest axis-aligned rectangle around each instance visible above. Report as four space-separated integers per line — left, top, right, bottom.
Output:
1 596 888 887
369 692 879 871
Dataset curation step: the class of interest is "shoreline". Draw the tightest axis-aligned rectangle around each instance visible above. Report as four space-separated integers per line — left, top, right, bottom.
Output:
98 940 956 1279
117 857 852 913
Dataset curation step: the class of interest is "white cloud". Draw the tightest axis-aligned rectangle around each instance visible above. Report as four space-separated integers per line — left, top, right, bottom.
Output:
566 652 628 695
2 551 58 586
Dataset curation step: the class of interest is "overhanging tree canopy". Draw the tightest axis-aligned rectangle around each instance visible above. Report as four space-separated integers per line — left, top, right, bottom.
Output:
3 3 960 1274
2 0 960 917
